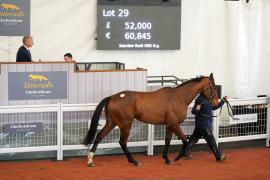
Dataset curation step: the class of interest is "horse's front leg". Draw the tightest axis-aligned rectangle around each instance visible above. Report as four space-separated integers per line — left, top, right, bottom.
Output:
171 125 188 161
162 127 173 164
119 123 141 166
174 140 188 161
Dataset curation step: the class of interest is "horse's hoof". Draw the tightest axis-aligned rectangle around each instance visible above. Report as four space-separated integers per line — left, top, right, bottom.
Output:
174 152 186 161
87 162 95 167
165 159 172 165
134 161 141 167
174 156 182 162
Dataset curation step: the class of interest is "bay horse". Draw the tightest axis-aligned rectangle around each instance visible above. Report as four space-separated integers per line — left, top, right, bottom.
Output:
82 73 219 167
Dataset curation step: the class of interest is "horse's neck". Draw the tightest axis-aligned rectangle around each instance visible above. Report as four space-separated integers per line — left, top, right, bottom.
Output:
176 81 205 105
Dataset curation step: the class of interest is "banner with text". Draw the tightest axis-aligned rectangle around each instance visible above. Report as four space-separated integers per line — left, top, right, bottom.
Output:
0 0 30 36
229 114 258 125
8 71 67 100
3 122 43 133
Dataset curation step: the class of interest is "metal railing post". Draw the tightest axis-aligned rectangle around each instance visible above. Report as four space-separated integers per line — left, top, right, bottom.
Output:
213 110 219 147
57 103 63 160
267 98 270 147
147 124 154 155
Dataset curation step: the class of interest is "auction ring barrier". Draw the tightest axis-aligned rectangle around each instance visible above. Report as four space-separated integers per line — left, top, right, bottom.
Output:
0 97 269 160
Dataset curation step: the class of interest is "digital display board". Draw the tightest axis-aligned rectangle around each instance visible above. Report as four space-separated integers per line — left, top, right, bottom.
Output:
97 0 181 50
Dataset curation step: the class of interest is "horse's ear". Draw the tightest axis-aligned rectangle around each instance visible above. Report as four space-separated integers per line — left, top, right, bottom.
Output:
209 73 213 79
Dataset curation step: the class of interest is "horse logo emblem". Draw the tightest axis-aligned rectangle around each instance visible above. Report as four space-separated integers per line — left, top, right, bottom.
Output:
1 3 20 11
28 74 49 81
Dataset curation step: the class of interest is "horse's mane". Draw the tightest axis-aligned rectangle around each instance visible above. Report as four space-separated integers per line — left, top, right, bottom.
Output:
176 76 206 88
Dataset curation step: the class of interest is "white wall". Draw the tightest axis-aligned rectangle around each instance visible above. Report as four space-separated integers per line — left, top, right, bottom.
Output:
0 0 269 98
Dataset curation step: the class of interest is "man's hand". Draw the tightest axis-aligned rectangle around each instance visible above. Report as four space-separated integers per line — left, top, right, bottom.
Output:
223 96 228 100
196 105 201 111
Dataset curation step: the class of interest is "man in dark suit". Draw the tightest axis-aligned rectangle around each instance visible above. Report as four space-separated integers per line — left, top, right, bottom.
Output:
16 36 33 62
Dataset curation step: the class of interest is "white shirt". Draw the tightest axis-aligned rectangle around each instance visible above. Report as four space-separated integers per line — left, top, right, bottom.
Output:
23 45 31 51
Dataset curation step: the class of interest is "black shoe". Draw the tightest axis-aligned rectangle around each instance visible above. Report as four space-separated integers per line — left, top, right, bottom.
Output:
217 153 227 162
184 154 192 160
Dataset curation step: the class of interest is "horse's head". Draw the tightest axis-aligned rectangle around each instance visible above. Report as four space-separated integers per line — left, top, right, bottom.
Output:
201 73 219 106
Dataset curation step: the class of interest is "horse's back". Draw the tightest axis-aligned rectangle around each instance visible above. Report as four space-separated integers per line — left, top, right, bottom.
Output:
111 88 172 101
107 88 176 124
110 87 176 106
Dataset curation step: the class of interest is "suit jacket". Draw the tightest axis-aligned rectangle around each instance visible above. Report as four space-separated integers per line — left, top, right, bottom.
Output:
192 95 225 129
16 46 32 62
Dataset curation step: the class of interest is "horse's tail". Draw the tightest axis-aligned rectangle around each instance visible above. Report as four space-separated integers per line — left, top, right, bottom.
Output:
82 96 111 146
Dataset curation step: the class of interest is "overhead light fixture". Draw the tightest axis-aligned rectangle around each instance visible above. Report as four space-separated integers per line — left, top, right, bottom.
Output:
224 0 249 3
107 0 171 1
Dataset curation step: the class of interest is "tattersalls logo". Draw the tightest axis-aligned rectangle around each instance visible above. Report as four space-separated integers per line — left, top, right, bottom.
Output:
0 3 25 17
1 3 20 10
28 74 49 81
24 73 54 90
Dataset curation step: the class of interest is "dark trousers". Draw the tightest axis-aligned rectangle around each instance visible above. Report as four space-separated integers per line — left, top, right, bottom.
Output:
185 127 222 161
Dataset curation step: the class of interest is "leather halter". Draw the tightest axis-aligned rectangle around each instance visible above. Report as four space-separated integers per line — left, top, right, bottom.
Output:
201 82 215 104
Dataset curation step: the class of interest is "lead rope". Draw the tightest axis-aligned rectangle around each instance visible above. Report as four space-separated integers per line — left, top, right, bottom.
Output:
224 98 240 120
198 98 236 119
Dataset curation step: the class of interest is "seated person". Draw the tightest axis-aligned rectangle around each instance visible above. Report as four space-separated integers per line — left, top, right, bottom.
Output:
64 53 73 62
16 36 33 62
64 53 79 71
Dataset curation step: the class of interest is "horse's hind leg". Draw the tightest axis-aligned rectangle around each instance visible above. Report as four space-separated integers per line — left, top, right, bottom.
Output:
171 125 188 161
87 120 116 167
119 122 140 166
162 127 173 165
